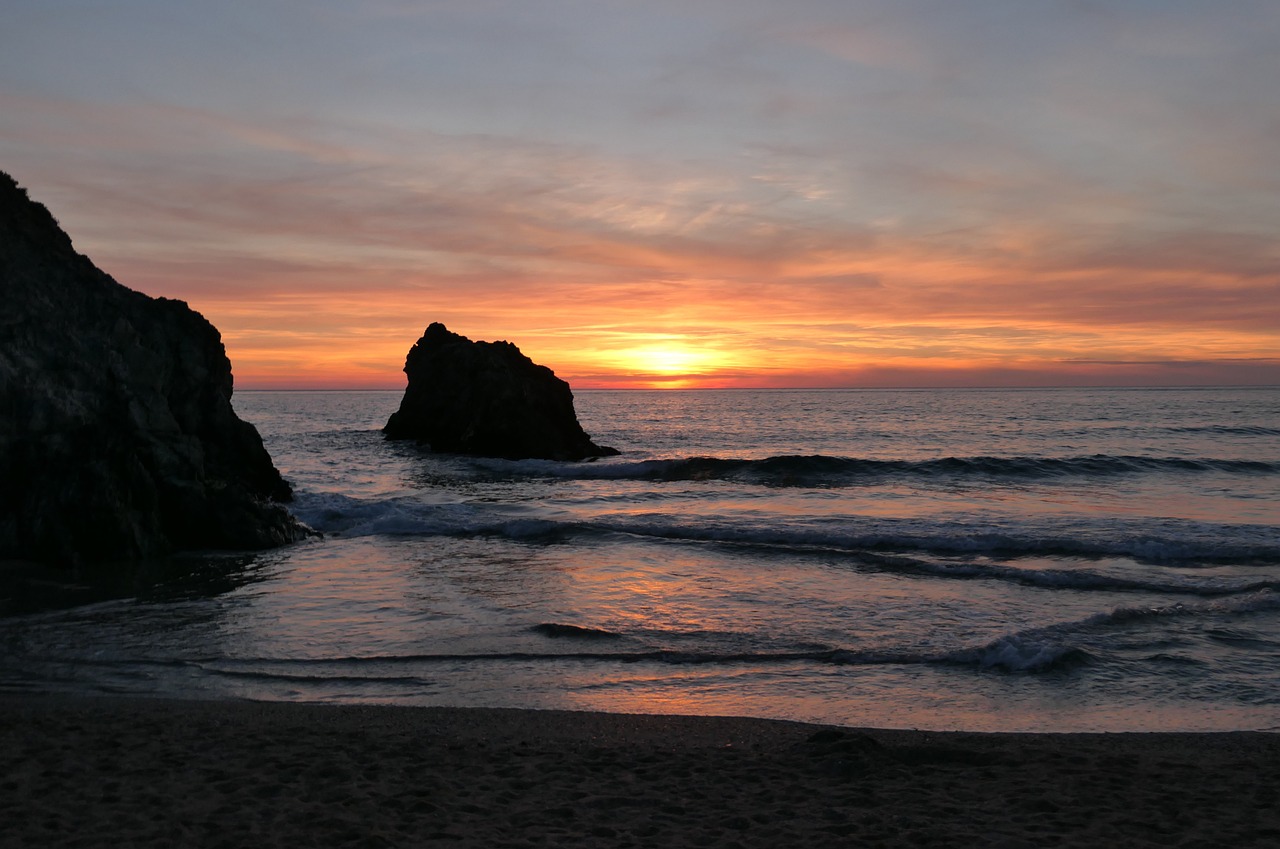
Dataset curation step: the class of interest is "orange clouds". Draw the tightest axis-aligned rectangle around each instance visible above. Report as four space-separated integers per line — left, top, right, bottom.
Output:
5 63 1278 390
92 184 1280 390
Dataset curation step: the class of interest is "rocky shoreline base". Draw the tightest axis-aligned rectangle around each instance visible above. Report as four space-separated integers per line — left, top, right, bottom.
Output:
2 696 1277 848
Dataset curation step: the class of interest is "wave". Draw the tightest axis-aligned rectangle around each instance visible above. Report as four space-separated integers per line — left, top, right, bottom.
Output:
474 453 1280 488
290 491 1280 568
850 552 1280 597
592 514 1280 567
530 623 622 639
944 590 1280 672
184 590 1280 681
1169 425 1280 437
288 493 550 539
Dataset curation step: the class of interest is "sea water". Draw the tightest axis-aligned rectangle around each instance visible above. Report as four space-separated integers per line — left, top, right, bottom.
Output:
3 387 1279 732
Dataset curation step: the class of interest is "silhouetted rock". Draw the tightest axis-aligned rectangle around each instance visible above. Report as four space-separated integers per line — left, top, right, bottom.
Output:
0 171 309 569
384 323 618 460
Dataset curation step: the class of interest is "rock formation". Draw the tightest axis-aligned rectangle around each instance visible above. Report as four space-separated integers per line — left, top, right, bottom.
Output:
384 323 618 461
0 171 309 569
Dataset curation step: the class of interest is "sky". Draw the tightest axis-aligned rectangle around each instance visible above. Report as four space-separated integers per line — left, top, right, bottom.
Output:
3 1 1278 389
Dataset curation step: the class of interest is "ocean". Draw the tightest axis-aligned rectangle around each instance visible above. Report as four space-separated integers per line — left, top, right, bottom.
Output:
3 387 1279 732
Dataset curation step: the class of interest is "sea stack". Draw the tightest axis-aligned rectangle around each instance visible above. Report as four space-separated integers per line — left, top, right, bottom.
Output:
0 171 308 569
384 322 618 461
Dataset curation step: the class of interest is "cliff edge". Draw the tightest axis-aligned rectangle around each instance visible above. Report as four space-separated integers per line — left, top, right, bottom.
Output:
0 171 308 568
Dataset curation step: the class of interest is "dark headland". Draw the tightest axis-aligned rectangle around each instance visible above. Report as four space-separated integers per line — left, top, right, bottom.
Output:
0 171 307 574
384 321 618 460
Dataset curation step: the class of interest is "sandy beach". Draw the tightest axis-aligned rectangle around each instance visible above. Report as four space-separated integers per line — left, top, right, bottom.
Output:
1 697 1276 848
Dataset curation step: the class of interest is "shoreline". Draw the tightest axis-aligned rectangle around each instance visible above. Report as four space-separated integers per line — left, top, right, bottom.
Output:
3 696 1278 847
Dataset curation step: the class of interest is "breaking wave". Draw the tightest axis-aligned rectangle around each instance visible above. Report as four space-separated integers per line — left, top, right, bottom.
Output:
483 453 1280 487
290 489 1280 569
183 590 1280 681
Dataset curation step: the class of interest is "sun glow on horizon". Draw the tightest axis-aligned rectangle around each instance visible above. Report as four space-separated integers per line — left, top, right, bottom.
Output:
613 343 730 376
574 339 749 388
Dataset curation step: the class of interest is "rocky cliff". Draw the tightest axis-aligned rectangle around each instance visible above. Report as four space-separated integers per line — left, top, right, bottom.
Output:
0 171 308 568
384 323 618 460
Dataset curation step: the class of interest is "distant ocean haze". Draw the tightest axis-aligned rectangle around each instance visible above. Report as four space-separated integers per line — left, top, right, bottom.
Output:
3 387 1278 732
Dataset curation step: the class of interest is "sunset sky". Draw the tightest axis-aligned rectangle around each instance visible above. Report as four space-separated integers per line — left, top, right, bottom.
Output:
3 1 1278 388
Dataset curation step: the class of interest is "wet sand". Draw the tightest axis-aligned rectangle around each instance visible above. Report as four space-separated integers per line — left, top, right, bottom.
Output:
2 696 1277 847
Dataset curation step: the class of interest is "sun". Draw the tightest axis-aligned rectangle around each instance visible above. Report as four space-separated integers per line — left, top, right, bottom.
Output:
635 345 708 375
606 341 731 381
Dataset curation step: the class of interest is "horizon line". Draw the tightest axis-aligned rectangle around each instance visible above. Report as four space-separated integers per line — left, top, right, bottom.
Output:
236 383 1280 392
